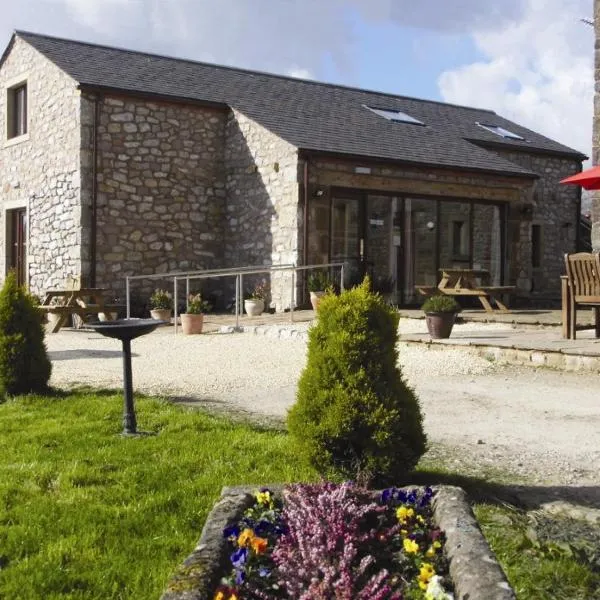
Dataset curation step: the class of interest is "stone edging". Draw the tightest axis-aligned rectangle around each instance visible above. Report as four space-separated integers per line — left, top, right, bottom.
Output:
401 337 600 373
220 324 309 340
161 484 515 600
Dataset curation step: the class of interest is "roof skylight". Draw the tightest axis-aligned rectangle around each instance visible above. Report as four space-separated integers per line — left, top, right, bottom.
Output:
365 105 424 125
476 122 524 141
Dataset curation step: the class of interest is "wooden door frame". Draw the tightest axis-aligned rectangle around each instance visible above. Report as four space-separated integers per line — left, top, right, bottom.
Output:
4 202 28 287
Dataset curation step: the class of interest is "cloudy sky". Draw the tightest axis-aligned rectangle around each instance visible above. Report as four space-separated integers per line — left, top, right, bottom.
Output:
1 0 595 162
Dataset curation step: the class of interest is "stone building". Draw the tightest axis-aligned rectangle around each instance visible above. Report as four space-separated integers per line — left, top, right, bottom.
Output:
0 31 586 310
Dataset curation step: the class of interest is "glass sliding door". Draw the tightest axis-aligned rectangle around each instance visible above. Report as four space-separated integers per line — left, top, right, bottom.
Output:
472 203 502 285
439 201 472 269
403 198 437 303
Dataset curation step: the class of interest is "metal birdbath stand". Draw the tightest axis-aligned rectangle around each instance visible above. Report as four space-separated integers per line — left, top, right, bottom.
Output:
88 319 165 435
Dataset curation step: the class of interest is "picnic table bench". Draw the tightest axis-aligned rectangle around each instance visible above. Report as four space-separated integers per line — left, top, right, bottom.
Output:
417 268 515 313
39 288 115 333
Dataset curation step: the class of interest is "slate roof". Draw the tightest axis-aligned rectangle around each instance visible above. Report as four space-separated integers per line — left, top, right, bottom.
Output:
9 31 587 177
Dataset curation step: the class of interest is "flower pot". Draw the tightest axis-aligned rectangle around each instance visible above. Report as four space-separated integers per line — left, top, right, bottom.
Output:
99 311 118 322
425 312 457 339
244 298 264 317
310 291 325 312
150 308 172 324
181 313 204 334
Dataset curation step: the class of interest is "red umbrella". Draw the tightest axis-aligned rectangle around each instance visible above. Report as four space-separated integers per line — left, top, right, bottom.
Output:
560 166 600 190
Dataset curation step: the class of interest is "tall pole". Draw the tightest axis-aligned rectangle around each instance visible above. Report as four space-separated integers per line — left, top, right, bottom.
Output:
121 338 137 434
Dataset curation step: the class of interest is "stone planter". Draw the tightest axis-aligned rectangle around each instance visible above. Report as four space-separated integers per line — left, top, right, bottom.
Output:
425 311 457 339
160 485 515 600
244 298 264 317
150 308 172 324
180 313 204 335
310 291 325 312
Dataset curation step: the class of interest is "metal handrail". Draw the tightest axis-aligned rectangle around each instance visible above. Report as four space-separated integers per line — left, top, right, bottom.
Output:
124 261 346 332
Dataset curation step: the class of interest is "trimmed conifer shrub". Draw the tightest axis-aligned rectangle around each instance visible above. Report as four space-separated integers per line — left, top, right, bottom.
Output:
288 278 426 485
0 272 51 397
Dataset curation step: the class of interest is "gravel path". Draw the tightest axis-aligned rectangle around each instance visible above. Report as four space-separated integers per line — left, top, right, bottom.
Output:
46 319 600 487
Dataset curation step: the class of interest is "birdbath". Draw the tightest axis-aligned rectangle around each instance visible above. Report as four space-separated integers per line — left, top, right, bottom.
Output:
87 318 165 435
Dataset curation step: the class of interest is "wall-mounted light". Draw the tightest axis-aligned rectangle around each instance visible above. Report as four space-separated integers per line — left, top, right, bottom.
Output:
314 189 325 197
426 221 435 231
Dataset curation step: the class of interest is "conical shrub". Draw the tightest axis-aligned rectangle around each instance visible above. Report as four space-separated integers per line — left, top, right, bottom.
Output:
288 278 426 485
0 272 51 397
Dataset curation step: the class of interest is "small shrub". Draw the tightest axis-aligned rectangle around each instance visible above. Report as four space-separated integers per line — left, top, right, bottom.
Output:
288 278 426 485
185 293 211 314
0 272 52 397
149 288 172 310
307 269 332 292
421 295 461 314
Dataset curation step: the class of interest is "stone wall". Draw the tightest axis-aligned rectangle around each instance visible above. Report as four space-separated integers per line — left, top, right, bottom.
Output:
494 150 581 300
87 94 227 304
0 36 82 295
593 0 600 250
224 110 300 310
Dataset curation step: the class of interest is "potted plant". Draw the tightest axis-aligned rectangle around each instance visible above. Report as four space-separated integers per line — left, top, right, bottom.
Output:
244 280 268 317
307 270 332 311
149 288 173 323
180 293 211 334
421 294 461 339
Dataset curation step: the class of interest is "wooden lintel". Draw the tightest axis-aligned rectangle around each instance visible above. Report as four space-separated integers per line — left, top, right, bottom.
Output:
315 170 525 203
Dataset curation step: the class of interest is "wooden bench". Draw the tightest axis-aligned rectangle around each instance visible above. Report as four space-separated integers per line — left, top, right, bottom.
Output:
563 252 600 339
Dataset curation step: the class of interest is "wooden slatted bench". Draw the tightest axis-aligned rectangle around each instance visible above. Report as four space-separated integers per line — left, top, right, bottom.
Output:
563 252 600 339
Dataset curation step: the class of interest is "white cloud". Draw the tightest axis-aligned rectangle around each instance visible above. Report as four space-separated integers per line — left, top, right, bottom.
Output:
438 0 594 160
286 67 314 80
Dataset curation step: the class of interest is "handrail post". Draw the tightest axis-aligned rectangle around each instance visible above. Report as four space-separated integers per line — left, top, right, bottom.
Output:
290 268 295 323
186 276 190 304
125 277 131 318
340 263 345 292
173 277 178 334
235 274 240 329
240 273 244 323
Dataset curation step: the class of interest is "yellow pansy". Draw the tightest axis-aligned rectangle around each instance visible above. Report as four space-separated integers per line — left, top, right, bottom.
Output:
418 562 435 590
237 528 255 547
403 537 420 554
255 490 271 506
416 515 425 525
214 593 224 600
396 506 415 523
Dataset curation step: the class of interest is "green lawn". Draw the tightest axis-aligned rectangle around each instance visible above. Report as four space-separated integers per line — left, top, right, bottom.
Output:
0 390 316 599
1 391 599 600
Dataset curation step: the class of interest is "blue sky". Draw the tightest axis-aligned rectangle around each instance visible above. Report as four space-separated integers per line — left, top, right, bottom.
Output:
1 0 595 163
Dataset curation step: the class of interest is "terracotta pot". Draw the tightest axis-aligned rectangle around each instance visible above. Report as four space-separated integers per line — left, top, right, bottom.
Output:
425 312 457 339
181 313 204 334
310 291 326 312
244 298 264 317
150 308 172 324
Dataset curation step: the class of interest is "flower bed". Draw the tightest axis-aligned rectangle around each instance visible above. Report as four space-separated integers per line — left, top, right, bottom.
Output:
161 485 515 600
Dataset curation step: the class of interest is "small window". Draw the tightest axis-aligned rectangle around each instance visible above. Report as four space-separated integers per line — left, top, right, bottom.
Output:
452 220 469 258
531 224 542 268
7 83 27 139
365 105 424 125
476 122 524 140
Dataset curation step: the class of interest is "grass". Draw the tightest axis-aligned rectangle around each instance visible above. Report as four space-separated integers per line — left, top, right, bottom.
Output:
0 390 317 599
475 504 600 600
1 390 599 600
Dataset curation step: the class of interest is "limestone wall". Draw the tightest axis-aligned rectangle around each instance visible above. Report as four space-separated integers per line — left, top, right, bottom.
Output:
0 36 82 295
88 95 227 303
224 110 300 310
494 150 581 300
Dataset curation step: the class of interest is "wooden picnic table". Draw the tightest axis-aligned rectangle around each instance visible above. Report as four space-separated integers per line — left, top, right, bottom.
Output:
39 287 112 333
416 268 514 313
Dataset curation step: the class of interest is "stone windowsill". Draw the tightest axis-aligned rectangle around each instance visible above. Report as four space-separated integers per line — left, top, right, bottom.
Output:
4 132 30 149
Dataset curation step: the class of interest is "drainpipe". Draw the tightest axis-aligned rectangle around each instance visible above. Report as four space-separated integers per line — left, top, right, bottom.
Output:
90 95 100 287
303 158 309 268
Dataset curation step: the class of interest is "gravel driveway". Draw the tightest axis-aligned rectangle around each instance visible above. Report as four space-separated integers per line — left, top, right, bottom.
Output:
46 319 600 487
